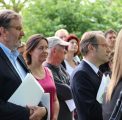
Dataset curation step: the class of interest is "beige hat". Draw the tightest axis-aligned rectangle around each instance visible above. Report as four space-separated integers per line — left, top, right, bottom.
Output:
47 36 69 48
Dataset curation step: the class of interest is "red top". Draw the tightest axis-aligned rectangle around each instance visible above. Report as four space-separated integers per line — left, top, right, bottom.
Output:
36 67 56 119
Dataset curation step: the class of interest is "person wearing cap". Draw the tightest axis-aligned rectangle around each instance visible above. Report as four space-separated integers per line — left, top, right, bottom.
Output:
45 36 73 120
55 30 81 68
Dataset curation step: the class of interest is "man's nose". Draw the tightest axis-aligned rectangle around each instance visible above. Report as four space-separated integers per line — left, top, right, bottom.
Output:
111 37 116 42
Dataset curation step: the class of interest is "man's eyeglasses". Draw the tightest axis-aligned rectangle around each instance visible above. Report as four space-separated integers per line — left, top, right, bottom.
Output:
92 43 108 48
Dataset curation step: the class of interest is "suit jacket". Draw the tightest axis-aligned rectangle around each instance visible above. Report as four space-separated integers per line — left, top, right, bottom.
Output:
0 48 30 120
70 60 103 120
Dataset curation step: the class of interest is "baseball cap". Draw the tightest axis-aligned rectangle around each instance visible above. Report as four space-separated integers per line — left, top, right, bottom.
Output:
47 36 69 48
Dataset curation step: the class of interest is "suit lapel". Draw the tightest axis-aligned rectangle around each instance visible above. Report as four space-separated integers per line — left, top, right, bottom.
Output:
81 60 101 86
17 55 30 73
81 61 97 75
0 48 25 80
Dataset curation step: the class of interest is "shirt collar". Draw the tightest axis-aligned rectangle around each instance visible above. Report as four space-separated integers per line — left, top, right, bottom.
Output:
83 58 99 74
0 43 19 58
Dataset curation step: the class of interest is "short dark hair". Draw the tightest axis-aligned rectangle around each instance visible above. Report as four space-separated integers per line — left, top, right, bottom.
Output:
80 32 98 56
0 9 21 28
24 34 48 65
105 29 117 38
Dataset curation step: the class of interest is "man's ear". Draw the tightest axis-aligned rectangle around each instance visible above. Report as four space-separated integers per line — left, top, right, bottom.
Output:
52 47 56 53
0 27 7 36
0 27 9 42
0 27 3 35
88 44 95 51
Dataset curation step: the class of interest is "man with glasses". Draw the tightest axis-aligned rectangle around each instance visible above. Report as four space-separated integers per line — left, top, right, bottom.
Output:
70 31 110 120
0 10 47 120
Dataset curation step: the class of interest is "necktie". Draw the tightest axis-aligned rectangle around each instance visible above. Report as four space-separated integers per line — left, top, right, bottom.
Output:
97 70 103 80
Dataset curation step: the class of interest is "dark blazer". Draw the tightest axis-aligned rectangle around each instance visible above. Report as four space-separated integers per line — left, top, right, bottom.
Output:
102 80 122 120
70 60 103 120
0 48 30 120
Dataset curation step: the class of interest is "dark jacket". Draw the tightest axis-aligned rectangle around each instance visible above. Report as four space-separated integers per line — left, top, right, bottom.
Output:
0 48 30 120
70 60 103 120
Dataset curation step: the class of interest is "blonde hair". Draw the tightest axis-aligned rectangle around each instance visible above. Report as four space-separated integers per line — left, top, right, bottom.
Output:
55 29 69 36
106 29 122 101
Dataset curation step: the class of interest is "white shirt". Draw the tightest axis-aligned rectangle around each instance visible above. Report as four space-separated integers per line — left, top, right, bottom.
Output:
64 60 74 76
83 58 99 74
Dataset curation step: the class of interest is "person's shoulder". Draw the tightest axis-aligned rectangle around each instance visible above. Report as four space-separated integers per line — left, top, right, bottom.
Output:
44 67 52 74
75 60 89 71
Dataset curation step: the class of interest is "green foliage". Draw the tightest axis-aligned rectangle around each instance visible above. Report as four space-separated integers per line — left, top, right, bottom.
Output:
22 0 82 40
0 0 29 12
1 0 122 41
22 0 122 41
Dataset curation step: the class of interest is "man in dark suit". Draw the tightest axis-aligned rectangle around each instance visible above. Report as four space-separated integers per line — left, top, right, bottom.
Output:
70 31 110 120
0 10 46 120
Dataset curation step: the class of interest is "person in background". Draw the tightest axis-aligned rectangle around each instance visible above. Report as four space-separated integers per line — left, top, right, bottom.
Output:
102 29 122 120
104 50 114 77
0 10 47 120
70 31 110 120
105 29 117 51
45 36 74 120
17 41 26 55
55 29 81 67
24 34 59 120
99 29 117 73
63 34 80 76
63 34 80 120
55 28 69 41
